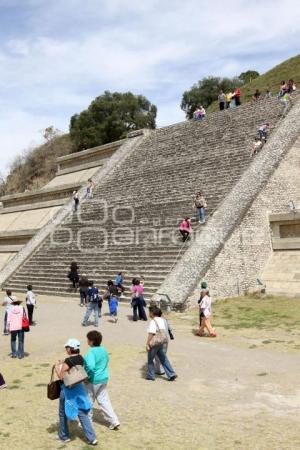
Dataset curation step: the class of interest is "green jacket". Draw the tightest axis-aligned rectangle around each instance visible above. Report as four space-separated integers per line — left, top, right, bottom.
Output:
84 346 109 384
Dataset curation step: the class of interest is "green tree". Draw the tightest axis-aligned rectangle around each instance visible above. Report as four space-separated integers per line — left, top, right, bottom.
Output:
181 76 241 119
69 91 157 151
238 70 260 84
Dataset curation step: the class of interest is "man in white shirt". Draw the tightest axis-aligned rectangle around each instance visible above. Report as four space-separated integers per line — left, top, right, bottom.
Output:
2 290 16 335
146 306 177 381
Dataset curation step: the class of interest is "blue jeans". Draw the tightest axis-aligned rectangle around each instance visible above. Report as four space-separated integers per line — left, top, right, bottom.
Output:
82 303 99 326
147 345 176 380
197 207 205 222
11 330 24 358
59 390 96 443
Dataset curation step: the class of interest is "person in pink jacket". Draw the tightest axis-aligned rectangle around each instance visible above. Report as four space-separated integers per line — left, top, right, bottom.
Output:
179 217 191 242
7 298 27 359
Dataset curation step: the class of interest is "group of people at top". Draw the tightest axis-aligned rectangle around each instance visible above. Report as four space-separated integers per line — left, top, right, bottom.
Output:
196 78 297 121
218 87 241 110
252 79 296 102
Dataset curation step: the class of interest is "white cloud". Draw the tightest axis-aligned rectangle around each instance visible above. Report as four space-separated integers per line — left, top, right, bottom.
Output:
0 0 299 175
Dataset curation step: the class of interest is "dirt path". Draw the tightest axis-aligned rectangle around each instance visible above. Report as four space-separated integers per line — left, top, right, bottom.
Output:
0 295 299 450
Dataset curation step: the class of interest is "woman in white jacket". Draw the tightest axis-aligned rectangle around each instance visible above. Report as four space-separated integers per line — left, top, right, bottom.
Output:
197 290 216 337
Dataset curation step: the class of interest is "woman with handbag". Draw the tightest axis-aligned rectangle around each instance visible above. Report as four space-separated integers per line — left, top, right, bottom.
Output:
54 338 98 445
7 298 27 359
84 331 120 430
154 308 174 375
146 306 177 381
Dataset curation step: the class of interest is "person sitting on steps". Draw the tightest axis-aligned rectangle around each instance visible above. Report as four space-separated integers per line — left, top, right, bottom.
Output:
257 123 270 142
179 217 192 242
252 89 261 101
193 105 206 120
251 137 264 157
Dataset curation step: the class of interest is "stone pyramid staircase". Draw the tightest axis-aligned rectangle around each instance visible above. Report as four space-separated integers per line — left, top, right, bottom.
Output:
4 97 287 300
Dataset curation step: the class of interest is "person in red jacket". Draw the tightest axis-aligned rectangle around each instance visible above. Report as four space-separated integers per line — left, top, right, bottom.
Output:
234 87 241 106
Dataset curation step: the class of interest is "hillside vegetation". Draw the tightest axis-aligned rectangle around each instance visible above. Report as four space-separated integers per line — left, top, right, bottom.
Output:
208 54 300 112
0 129 72 195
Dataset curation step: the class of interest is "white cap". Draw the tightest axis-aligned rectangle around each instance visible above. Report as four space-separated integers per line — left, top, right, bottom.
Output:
64 338 80 350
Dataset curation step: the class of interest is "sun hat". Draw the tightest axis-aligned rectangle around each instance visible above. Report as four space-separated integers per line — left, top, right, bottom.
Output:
64 338 80 350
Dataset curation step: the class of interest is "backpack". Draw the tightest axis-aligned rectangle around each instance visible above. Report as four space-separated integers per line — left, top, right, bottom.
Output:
90 287 99 303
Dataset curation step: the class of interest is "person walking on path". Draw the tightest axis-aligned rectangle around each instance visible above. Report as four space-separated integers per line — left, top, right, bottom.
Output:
218 90 226 110
2 290 15 335
84 330 120 430
197 281 208 329
197 289 216 337
131 279 147 321
109 296 118 323
154 308 174 375
146 306 177 381
54 338 98 445
7 298 28 359
179 217 191 242
79 274 89 307
82 281 99 327
194 192 207 224
26 285 37 325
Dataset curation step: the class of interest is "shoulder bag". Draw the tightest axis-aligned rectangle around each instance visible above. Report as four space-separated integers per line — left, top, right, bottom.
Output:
22 308 30 332
149 319 168 348
47 366 61 400
63 365 88 388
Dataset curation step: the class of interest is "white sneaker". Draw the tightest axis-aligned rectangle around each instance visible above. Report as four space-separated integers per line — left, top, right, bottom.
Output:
109 423 120 430
88 439 98 445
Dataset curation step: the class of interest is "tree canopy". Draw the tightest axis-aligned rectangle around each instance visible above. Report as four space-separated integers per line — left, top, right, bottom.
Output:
69 91 157 151
238 70 260 84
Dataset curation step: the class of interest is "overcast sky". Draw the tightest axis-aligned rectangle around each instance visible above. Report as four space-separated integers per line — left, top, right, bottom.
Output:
0 0 299 174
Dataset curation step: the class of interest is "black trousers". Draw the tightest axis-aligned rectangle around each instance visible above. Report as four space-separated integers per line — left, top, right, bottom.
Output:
180 230 190 242
219 102 225 111
133 298 147 321
27 305 34 324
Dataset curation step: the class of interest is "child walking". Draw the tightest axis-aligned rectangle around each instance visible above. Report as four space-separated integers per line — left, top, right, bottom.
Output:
109 296 118 323
26 285 37 325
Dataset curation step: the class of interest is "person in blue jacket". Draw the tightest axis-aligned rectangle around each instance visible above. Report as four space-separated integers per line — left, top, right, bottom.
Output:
54 338 97 445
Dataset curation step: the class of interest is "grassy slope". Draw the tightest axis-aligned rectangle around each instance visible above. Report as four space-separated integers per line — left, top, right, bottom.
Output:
208 53 300 112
